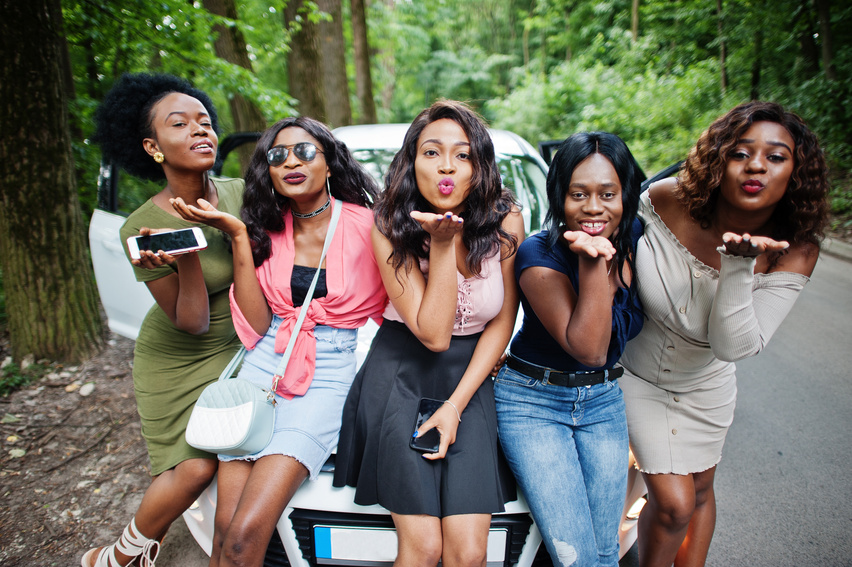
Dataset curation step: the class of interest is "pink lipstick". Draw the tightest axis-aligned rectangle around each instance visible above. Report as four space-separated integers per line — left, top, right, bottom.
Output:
742 179 764 194
439 177 455 195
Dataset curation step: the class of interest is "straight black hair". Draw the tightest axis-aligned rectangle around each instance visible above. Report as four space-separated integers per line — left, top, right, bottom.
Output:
544 132 643 291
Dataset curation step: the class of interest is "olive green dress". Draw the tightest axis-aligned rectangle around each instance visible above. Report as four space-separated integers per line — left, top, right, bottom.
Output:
119 176 244 476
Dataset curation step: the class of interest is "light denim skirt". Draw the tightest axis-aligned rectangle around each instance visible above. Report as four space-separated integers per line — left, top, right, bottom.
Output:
219 316 358 480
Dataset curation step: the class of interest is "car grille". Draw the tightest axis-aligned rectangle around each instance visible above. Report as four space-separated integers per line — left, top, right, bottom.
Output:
289 508 534 566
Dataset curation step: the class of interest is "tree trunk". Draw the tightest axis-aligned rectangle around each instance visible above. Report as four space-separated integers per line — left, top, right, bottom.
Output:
751 28 763 100
814 0 836 80
631 0 639 42
565 4 573 61
0 0 103 362
351 0 377 124
284 0 327 123
797 0 821 76
717 0 728 93
317 0 352 128
203 0 267 173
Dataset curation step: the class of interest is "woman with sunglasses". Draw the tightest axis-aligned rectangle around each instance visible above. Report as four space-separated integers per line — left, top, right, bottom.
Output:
334 100 523 566
83 73 243 567
172 116 387 566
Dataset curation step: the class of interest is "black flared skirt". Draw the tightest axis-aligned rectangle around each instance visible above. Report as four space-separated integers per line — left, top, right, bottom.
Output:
333 319 516 517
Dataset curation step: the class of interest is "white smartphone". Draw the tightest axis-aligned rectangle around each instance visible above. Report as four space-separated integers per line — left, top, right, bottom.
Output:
127 227 207 260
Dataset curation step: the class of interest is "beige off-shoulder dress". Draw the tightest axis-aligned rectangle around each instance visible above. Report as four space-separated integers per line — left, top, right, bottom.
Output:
620 191 809 475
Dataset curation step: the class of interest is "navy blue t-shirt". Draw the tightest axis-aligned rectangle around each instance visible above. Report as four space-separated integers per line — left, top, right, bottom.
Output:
509 220 644 372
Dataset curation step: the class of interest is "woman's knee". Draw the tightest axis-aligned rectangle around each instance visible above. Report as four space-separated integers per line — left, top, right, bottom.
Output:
443 543 486 567
646 477 697 530
441 517 489 567
175 457 217 492
692 468 717 509
219 523 268 566
396 525 442 566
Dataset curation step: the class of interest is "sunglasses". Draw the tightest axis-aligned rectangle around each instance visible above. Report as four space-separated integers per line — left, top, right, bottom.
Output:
266 142 323 166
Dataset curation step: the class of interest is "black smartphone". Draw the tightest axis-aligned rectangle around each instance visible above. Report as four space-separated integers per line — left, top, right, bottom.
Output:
409 397 443 453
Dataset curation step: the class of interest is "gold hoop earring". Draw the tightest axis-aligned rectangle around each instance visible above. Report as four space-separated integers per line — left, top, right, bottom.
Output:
153 152 165 164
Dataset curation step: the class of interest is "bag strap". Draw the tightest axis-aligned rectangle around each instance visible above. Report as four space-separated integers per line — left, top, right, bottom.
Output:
217 346 246 382
270 198 342 397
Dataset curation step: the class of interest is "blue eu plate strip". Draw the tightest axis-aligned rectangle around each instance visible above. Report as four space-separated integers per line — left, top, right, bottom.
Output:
314 526 331 559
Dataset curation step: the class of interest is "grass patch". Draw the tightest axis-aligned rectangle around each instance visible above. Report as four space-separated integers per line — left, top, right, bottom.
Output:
0 360 50 397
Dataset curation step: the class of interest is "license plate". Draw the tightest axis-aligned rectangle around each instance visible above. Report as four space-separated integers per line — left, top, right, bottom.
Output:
313 525 508 565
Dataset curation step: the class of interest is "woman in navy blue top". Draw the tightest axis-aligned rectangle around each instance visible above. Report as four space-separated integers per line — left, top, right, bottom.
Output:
494 132 644 567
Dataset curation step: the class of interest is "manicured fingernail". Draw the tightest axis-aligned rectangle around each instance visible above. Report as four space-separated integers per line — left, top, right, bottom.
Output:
412 432 418 438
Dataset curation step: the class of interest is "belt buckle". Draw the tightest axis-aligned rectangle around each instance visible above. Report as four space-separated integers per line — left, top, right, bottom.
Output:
542 368 551 386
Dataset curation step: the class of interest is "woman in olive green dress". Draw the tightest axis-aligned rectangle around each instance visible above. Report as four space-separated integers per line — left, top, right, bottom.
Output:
81 73 243 567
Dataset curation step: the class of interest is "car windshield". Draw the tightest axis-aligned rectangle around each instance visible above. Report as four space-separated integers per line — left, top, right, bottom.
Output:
349 149 396 184
497 154 547 233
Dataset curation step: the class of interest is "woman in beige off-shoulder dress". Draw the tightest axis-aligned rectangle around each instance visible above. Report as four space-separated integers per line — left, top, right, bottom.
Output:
619 101 830 567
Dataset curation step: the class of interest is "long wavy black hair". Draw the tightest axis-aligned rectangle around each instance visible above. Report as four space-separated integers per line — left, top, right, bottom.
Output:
375 100 518 277
544 132 643 293
243 116 379 266
93 73 219 181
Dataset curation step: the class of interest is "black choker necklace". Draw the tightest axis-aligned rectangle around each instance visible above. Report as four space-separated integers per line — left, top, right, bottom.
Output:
292 198 330 219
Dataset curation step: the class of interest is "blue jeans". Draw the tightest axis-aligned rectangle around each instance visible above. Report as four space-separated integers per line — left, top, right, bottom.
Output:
494 364 628 567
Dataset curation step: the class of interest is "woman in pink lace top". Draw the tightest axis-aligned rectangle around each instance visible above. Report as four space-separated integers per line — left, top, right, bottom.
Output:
334 100 524 566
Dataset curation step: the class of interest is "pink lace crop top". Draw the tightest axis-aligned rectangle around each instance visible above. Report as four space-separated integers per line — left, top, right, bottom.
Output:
383 249 504 335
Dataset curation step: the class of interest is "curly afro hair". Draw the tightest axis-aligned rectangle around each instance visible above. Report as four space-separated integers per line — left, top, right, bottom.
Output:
92 73 219 181
677 101 829 246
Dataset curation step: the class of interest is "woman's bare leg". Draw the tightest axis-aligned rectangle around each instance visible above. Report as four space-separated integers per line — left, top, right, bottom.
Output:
392 513 443 567
441 514 490 567
674 467 717 567
83 457 217 567
637 472 696 567
217 455 308 567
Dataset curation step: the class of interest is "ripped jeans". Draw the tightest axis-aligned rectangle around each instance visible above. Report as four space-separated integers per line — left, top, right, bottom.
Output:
494 365 628 567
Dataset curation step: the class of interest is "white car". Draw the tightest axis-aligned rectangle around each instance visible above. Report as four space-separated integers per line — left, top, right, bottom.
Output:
88 124 646 566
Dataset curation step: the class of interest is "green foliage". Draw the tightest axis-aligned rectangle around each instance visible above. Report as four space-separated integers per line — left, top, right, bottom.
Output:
55 0 851 226
62 0 298 216
364 0 850 213
487 56 727 175
0 361 50 397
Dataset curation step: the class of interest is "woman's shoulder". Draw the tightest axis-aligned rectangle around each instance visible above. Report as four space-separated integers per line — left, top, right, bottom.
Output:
212 175 245 215
518 231 549 254
517 231 570 268
341 201 374 224
770 241 820 277
119 199 164 238
211 175 245 192
646 177 698 238
646 178 681 216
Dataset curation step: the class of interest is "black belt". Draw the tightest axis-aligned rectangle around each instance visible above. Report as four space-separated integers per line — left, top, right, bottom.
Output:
506 355 623 388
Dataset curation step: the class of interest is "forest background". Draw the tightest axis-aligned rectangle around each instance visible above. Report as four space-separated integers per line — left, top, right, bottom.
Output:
0 0 850 369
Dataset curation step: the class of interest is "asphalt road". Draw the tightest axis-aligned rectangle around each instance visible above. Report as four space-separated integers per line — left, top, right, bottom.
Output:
161 251 852 567
706 251 852 566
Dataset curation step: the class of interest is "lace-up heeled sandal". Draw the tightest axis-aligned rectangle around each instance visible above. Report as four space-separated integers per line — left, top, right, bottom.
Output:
81 518 160 567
